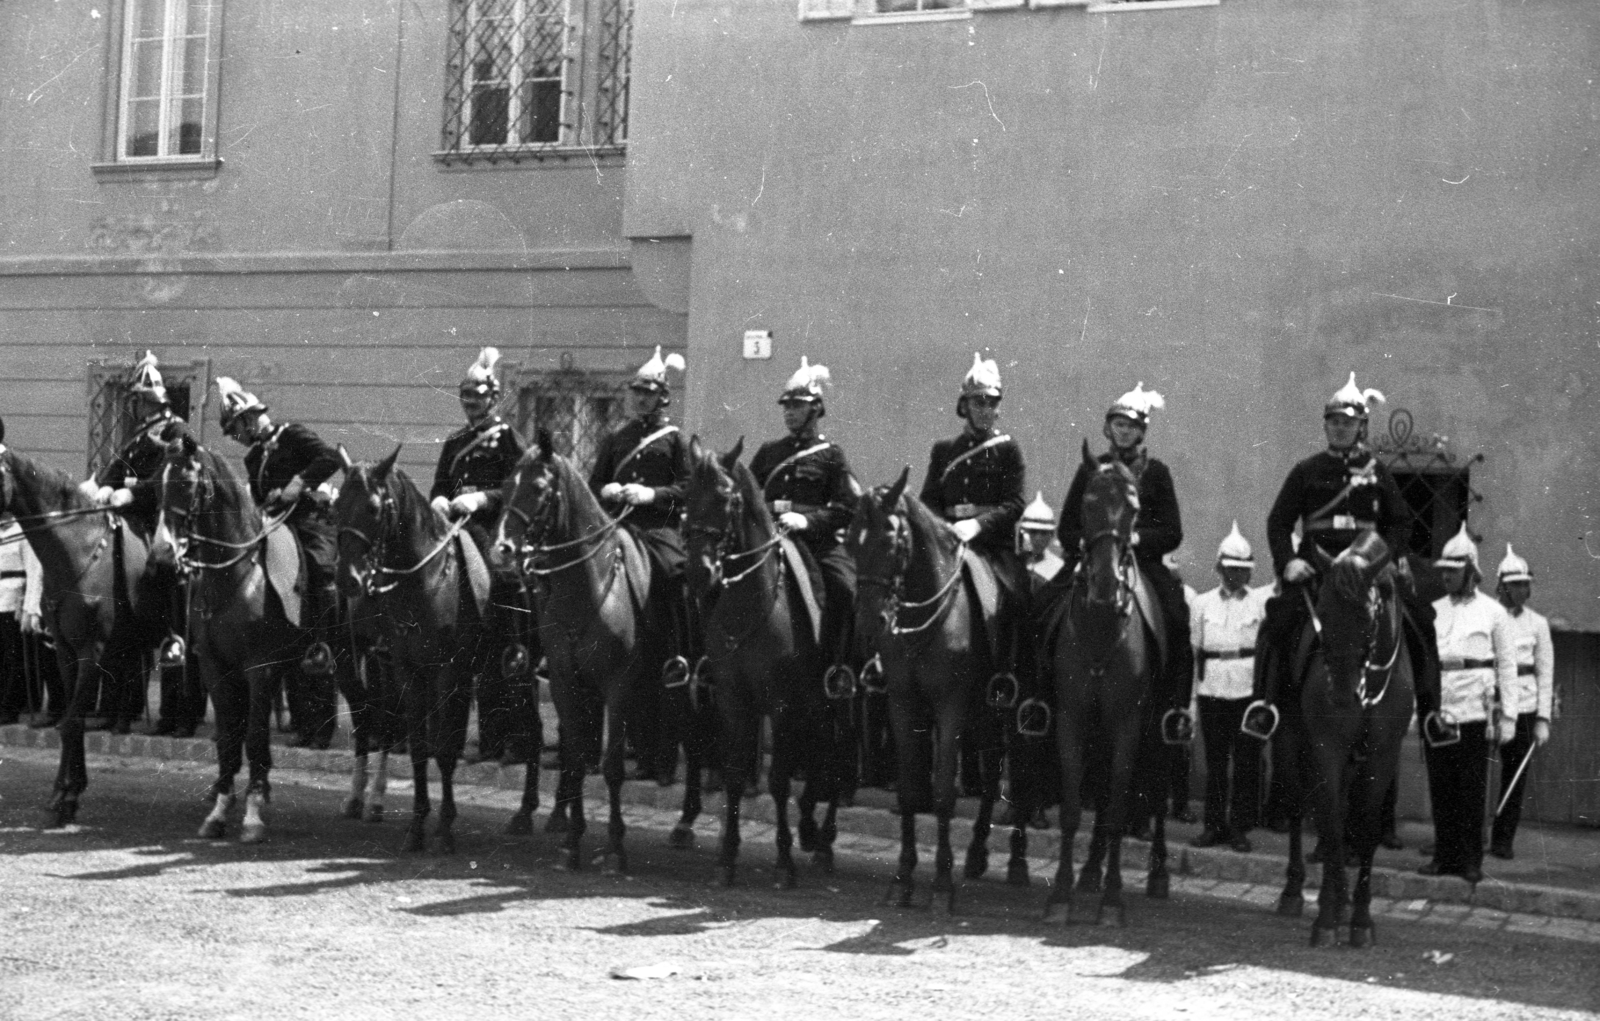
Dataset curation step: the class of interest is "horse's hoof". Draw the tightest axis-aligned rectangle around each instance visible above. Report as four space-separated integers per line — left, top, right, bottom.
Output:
240 824 267 845
812 847 835 873
47 807 77 830
364 805 385 824
544 813 570 835
1348 925 1374 949
1006 861 1031 887
667 824 696 849
964 848 989 880
341 798 364 821
1277 895 1305 918
1309 924 1336 948
797 816 818 854
199 819 226 840
1146 873 1170 900
504 812 534 836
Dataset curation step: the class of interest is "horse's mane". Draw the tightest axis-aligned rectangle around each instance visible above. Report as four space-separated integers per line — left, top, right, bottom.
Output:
190 444 254 519
3 449 90 512
895 488 959 554
520 446 608 535
726 457 776 534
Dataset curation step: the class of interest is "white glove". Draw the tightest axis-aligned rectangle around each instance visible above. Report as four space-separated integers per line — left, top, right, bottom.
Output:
951 519 981 543
1534 719 1551 747
77 479 101 502
1283 558 1315 584
599 482 624 501
1129 530 1141 547
1495 715 1517 745
108 488 134 509
90 485 116 507
430 495 452 519
779 511 808 533
619 483 655 506
449 492 489 517
20 612 41 636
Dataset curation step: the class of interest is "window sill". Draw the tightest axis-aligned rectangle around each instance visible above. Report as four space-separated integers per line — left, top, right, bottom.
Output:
91 158 223 182
433 146 626 169
851 8 972 24
1084 0 1218 12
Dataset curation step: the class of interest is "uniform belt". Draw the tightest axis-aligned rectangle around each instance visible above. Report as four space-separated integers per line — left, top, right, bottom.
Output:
1441 657 1496 671
769 500 821 515
0 571 22 579
947 504 1000 520
1305 517 1376 532
1199 647 1255 661
1517 664 1536 677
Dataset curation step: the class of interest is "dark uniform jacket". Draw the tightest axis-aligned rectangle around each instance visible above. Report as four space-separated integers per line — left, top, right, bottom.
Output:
1265 447 1409 577
588 417 689 533
919 429 1025 557
431 417 525 530
96 410 183 522
750 433 859 551
244 423 341 518
1057 449 1182 568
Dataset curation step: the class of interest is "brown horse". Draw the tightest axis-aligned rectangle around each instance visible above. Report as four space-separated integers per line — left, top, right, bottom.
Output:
157 433 307 843
684 438 848 888
1043 443 1171 926
331 447 490 853
0 439 169 827
495 432 699 872
1274 534 1414 947
849 467 1032 912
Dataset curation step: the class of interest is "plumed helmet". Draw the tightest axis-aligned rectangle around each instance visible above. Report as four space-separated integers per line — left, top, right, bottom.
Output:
779 356 831 408
1019 491 1055 532
1106 381 1164 427
127 350 169 403
1325 372 1385 420
215 377 268 431
1434 522 1480 571
1496 543 1532 584
1217 520 1254 568
630 346 686 399
460 346 501 397
960 352 1002 400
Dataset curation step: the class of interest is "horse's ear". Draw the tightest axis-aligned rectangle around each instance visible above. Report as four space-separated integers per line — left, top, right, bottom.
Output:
885 465 910 506
337 444 353 474
1081 438 1096 468
536 428 554 461
690 434 703 461
721 436 745 469
374 444 402 479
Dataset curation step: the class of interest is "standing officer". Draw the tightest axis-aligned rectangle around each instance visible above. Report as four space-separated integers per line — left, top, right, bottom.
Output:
590 346 692 784
750 357 861 684
1425 524 1517 883
82 351 187 734
431 347 531 765
1018 493 1063 588
216 377 343 748
1489 544 1554 860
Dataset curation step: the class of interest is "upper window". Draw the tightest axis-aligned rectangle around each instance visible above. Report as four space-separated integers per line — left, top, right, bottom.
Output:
440 0 634 165
95 0 223 178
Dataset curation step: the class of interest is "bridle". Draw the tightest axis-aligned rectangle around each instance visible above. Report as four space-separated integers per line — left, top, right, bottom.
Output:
501 463 632 579
1074 466 1139 616
689 484 784 590
856 497 965 640
336 472 464 596
161 456 287 574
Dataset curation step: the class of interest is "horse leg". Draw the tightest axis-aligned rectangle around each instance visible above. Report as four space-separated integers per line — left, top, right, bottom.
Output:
402 669 431 853
202 657 246 840
966 778 996 880
544 759 574 835
769 741 797 889
365 750 389 824
933 812 960 914
239 664 276 845
433 662 472 855
796 783 819 855
505 747 540 836
1097 731 1139 927
885 808 918 908
339 658 370 819
668 711 704 849
1309 781 1346 946
1279 805 1306 916
1042 765 1083 924
1146 802 1170 900
1077 817 1106 894
602 700 628 873
720 759 745 887
48 650 100 828
1007 820 1031 887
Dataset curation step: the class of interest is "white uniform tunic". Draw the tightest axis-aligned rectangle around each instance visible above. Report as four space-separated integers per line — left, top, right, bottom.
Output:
1431 588 1517 725
0 521 26 615
1504 605 1554 720
1190 583 1271 701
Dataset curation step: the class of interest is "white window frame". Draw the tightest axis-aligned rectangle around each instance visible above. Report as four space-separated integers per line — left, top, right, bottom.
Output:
94 0 224 180
463 0 572 150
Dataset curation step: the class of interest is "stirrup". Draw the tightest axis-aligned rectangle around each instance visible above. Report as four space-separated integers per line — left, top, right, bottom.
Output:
1160 707 1195 746
500 642 530 679
1422 711 1461 749
689 656 715 712
661 655 691 689
822 663 856 701
300 641 334 676
1016 697 1052 738
1240 700 1279 742
159 633 186 666
858 654 887 694
985 672 1020 710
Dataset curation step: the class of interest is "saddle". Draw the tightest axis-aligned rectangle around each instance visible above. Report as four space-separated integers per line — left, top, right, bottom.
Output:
1034 564 1170 679
777 535 824 648
454 531 492 620
958 547 1004 662
262 522 303 628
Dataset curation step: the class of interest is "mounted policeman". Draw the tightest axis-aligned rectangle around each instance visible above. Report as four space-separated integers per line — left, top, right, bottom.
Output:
216 376 343 748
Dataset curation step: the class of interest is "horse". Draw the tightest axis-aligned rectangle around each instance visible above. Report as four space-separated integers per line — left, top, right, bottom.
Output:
494 431 704 872
1271 532 1414 947
333 589 405 825
683 437 848 888
0 439 169 827
330 446 495 853
156 431 308 843
849 466 1032 912
1042 442 1172 926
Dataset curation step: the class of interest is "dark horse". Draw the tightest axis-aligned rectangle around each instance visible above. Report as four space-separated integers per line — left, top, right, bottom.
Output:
495 433 704 872
850 467 1032 912
684 438 847 887
0 439 167 827
158 432 308 843
331 446 492 853
1043 443 1171 926
1272 533 1414 947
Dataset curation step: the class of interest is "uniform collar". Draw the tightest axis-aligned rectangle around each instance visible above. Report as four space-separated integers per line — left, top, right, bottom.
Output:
963 425 994 443
1327 444 1372 468
1219 584 1250 601
1447 587 1481 606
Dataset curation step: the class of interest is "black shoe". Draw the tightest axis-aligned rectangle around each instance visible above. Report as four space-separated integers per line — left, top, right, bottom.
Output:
1460 865 1484 884
1170 805 1198 825
147 721 178 737
0 714 19 727
1380 830 1404 850
1230 834 1254 854
28 714 62 729
171 726 197 739
1488 842 1514 860
84 716 113 731
1190 829 1228 849
113 719 133 735
499 749 530 767
289 734 316 749
1418 860 1454 877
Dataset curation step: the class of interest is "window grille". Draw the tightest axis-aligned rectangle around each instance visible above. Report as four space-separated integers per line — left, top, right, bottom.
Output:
510 370 631 476
1372 408 1486 564
85 357 210 476
441 0 633 164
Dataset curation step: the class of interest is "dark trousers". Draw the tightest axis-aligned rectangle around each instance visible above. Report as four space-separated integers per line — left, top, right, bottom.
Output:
1198 695 1260 836
0 612 23 722
1491 712 1539 852
1423 720 1488 873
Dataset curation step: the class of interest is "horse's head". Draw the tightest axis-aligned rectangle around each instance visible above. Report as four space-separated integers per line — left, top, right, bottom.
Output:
684 436 772 601
331 445 400 598
154 425 210 564
495 428 562 567
1077 439 1138 606
1315 529 1400 698
848 466 912 651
